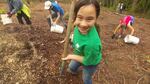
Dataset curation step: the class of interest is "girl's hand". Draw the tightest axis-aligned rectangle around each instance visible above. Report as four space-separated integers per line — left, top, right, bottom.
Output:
62 54 83 63
61 55 72 60
61 57 68 60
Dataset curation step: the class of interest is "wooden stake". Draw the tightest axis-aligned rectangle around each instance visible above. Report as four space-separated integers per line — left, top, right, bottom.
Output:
60 0 76 75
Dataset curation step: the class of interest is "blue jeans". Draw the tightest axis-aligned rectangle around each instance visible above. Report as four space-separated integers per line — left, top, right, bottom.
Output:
68 60 97 84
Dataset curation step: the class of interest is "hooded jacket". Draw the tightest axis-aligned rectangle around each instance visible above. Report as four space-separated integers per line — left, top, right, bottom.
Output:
8 0 31 18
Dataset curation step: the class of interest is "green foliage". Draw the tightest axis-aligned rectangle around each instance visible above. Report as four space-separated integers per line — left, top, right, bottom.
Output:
99 0 150 18
133 0 146 13
131 0 150 19
123 0 132 10
146 10 150 18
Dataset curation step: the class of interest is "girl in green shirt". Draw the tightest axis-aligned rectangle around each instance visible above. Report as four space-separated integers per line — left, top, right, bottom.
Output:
62 0 102 84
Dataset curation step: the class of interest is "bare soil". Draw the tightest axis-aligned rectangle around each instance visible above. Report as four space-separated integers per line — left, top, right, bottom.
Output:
0 2 150 84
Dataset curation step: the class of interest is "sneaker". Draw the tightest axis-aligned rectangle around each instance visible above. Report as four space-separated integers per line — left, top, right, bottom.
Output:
67 68 77 75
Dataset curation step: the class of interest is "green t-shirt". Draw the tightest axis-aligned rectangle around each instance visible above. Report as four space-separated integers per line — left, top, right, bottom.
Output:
73 26 102 66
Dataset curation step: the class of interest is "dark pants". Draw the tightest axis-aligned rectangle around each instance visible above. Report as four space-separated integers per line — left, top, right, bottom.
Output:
17 11 32 25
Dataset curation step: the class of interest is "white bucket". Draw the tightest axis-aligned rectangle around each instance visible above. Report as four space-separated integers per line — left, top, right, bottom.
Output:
0 14 12 25
50 24 64 33
124 35 140 44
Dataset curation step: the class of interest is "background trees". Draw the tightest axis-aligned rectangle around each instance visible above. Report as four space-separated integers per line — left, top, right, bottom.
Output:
0 0 150 18
99 0 150 18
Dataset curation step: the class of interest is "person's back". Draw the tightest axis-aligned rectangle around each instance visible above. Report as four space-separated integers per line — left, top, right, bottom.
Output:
120 3 124 10
51 2 64 16
121 15 134 26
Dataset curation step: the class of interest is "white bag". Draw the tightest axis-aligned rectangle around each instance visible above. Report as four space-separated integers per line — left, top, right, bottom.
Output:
50 24 64 33
1 14 12 25
124 35 140 44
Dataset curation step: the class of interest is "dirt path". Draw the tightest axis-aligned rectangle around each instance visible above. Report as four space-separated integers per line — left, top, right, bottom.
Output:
0 2 150 84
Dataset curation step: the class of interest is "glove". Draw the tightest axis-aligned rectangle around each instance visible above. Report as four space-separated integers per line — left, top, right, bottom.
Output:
111 34 116 39
7 12 12 17
7 12 10 15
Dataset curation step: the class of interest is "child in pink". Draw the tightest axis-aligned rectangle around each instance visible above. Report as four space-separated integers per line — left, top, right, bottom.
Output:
112 15 135 39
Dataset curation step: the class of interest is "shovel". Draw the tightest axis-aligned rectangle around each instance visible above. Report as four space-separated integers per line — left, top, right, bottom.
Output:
60 0 76 75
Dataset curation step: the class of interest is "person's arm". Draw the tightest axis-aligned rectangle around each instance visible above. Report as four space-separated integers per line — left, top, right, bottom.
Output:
48 10 53 24
54 12 60 24
59 23 75 44
111 24 121 39
62 54 83 63
10 0 23 15
113 24 121 34
127 24 134 35
8 2 13 12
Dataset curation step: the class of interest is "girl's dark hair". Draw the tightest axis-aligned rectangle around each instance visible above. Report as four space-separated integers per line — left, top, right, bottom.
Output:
73 0 100 21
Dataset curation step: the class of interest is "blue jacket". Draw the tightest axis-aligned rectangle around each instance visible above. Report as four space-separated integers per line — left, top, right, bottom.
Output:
8 0 23 14
51 2 64 16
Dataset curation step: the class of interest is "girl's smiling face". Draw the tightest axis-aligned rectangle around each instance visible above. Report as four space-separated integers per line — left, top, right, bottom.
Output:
74 4 97 35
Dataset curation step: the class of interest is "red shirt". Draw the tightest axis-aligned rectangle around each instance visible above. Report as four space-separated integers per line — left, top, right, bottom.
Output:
120 15 132 25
